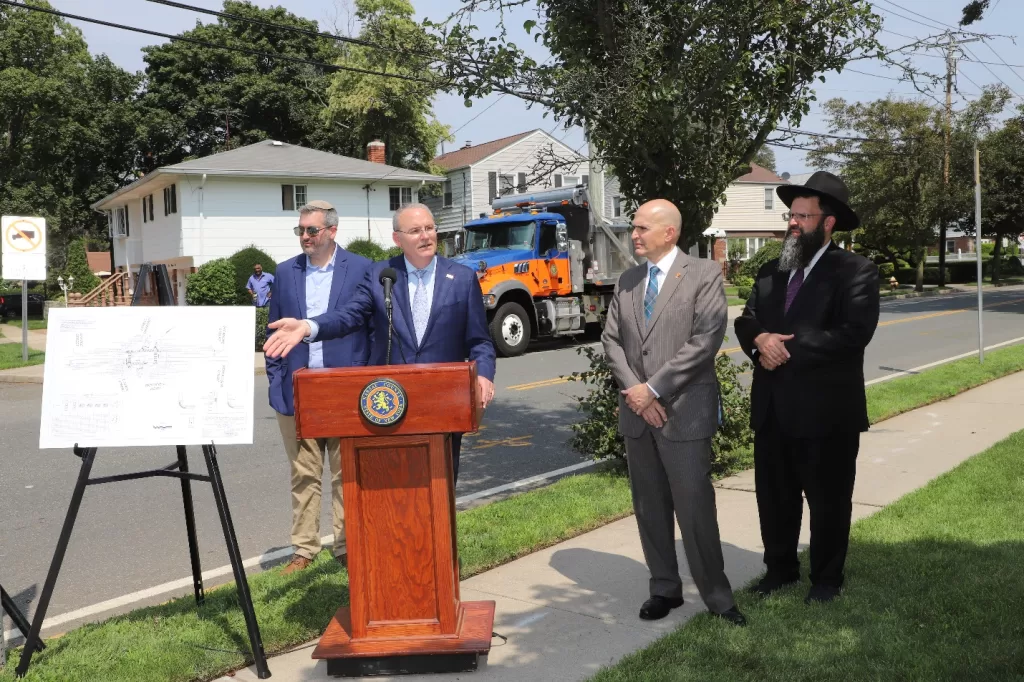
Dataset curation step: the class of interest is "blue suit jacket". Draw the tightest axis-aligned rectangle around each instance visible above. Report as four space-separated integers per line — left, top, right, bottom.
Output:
311 255 496 381
265 249 373 416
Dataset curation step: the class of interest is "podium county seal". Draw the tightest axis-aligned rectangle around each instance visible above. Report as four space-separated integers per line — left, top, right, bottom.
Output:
359 379 408 426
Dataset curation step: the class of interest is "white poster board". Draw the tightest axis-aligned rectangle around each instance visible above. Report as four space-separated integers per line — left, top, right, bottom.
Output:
39 306 256 449
2 215 47 281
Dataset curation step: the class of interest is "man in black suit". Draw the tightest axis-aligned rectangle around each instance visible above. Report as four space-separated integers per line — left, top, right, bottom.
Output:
734 171 880 604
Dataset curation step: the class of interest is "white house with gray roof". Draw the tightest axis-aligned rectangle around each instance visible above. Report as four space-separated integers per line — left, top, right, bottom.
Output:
91 139 443 303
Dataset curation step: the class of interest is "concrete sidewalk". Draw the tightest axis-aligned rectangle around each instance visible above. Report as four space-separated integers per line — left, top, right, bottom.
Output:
221 371 1024 682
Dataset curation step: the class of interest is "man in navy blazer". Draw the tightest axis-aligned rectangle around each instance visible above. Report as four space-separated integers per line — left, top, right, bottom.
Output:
266 200 372 576
264 203 497 484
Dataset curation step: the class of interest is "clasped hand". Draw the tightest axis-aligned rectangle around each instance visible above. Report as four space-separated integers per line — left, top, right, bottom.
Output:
754 332 794 371
622 383 667 428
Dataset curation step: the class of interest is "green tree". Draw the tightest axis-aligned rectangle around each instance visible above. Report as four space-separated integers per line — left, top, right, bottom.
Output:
0 1 142 267
972 109 1024 282
429 0 881 246
138 1 350 168
325 0 451 173
57 238 101 294
753 146 777 173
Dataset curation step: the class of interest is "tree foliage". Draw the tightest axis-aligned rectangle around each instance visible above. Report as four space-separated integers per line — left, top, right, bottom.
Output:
0 1 142 262
325 0 451 173
973 106 1024 282
428 0 881 245
753 146 777 173
59 238 101 294
807 89 1009 290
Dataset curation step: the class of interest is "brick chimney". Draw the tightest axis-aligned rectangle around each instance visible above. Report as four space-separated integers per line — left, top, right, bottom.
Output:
367 140 386 164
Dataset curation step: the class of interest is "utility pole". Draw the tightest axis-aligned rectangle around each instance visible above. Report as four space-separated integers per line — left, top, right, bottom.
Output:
974 141 984 362
939 31 981 288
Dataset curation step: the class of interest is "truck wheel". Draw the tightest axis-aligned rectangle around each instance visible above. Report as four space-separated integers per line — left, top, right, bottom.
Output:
490 302 531 357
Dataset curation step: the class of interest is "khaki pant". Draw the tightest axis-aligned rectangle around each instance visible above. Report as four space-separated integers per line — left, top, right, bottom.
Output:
276 413 345 560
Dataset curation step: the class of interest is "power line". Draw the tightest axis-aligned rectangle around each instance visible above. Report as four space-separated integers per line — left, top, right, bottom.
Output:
961 44 1023 99
0 0 444 86
874 0 959 32
981 37 1024 88
842 67 907 81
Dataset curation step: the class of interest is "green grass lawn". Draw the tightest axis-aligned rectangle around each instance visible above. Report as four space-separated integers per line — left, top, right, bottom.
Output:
0 342 44 369
3 344 1024 681
726 296 745 306
3 317 47 330
590 429 1024 682
865 342 1024 424
724 285 739 296
0 472 634 682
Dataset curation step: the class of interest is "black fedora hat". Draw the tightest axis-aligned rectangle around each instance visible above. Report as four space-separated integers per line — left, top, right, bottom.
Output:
776 171 859 231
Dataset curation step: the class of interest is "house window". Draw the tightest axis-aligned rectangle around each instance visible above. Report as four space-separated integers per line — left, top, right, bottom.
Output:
163 185 177 215
764 188 774 211
389 186 412 211
109 207 130 237
499 174 514 196
583 174 589 186
745 237 769 259
612 196 622 218
517 172 527 193
563 175 580 187
488 172 498 202
443 179 453 207
946 239 956 253
281 184 307 211
553 174 562 188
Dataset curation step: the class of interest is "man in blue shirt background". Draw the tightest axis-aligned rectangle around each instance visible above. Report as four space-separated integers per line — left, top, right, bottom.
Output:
246 264 274 307
265 200 372 575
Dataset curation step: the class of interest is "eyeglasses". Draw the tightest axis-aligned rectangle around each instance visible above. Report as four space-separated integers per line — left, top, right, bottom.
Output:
396 225 437 238
782 211 826 222
293 225 333 237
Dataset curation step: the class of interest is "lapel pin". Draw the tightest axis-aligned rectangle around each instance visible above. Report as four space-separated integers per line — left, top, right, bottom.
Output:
675 273 681 279
446 273 454 280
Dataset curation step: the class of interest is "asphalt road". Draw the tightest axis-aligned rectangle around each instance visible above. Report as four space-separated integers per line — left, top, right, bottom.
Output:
2 287 1022 637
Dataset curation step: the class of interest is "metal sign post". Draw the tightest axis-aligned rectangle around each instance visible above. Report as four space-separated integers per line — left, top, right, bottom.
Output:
22 279 28 362
975 143 984 362
2 216 47 363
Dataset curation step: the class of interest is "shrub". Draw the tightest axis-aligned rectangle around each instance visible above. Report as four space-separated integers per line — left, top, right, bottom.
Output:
229 245 276 304
57 239 101 293
345 238 387 261
737 285 752 300
384 246 403 259
878 262 895 278
566 342 754 478
731 274 754 288
739 239 783 279
185 258 239 305
255 305 269 351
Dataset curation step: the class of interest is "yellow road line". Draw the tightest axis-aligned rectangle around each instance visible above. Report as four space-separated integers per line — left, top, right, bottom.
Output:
506 297 1024 391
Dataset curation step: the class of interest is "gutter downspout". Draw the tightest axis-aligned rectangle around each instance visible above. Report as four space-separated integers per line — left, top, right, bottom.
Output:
364 184 371 240
198 173 208 268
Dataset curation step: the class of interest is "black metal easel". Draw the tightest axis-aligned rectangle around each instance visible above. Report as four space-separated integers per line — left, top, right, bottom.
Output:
15 264 270 679
1 585 43 654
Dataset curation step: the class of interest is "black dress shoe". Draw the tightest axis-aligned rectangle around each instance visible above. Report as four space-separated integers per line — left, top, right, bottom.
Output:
711 606 747 627
805 584 841 604
748 573 800 597
638 595 684 620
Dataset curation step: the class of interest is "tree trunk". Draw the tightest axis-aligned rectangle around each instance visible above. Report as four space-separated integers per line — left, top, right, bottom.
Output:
915 245 925 292
991 237 1002 283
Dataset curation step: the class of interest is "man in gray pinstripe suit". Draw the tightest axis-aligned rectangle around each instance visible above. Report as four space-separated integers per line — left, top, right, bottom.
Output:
602 199 746 626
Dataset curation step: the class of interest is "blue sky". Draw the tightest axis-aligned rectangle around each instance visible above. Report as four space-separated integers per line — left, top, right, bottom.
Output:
48 0 1024 175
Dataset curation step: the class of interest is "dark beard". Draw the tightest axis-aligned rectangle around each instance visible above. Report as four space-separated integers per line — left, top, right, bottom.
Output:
778 218 827 271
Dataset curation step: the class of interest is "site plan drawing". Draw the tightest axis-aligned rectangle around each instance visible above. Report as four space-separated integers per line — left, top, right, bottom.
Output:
39 306 256 449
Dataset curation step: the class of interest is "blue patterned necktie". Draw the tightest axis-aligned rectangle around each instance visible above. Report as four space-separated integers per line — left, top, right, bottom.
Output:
644 265 660 325
411 268 429 344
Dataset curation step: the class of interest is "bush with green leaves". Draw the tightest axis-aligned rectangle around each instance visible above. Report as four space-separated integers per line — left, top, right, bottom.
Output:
878 262 895 279
185 258 239 306
255 305 269 351
566 343 753 478
737 285 753 301
229 245 276 304
345 238 387 261
56 238 101 294
739 239 783 279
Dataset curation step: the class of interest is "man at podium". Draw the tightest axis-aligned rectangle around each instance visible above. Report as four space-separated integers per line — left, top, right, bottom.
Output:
265 203 496 484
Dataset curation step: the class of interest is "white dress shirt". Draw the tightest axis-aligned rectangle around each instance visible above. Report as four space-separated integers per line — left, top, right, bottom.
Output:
789 240 832 284
643 247 680 400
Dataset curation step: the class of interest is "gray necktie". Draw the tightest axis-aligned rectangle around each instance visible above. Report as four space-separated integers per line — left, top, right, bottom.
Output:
412 268 429 345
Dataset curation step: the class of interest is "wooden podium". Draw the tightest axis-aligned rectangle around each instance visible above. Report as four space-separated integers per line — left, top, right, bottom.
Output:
293 362 495 677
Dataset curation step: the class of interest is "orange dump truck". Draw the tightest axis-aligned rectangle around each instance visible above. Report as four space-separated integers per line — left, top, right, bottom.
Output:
451 186 636 357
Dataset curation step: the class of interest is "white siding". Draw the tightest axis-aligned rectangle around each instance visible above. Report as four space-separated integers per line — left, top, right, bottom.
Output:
178 175 421 268
603 174 624 220
708 182 788 234
140 184 183 263
470 132 586 217
423 168 473 233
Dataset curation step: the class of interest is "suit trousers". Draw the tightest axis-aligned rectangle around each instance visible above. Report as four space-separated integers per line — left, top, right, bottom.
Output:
754 413 860 588
276 413 346 561
625 431 735 614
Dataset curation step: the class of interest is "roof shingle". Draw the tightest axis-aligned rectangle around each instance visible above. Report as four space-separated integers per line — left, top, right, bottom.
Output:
432 130 537 170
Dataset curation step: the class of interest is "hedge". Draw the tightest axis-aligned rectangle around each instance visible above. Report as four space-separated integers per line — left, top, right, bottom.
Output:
229 245 276 304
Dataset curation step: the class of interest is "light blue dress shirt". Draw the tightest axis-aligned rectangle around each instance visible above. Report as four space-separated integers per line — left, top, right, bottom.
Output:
302 244 337 369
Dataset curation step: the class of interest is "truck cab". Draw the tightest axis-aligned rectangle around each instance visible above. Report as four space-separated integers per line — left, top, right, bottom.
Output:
453 186 634 356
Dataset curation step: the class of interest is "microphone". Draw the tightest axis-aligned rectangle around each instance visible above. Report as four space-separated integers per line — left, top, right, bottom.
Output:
379 267 397 309
379 267 398 365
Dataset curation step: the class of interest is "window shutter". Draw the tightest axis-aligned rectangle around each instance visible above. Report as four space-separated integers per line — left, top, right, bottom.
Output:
282 185 294 211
